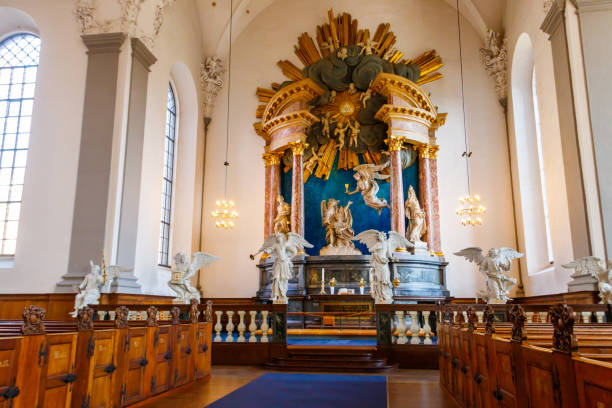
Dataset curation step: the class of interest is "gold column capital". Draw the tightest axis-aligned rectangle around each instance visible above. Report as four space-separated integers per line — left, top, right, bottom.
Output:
417 144 440 159
289 140 309 156
385 137 405 152
262 152 282 166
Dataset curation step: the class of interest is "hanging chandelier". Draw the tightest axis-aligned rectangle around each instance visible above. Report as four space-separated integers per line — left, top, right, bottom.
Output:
211 0 238 230
454 0 486 227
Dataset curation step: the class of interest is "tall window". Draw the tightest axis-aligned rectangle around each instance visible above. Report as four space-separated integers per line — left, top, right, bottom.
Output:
0 34 40 256
532 69 554 264
158 84 176 266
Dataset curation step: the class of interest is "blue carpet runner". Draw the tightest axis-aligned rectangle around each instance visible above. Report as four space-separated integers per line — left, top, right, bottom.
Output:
205 373 387 408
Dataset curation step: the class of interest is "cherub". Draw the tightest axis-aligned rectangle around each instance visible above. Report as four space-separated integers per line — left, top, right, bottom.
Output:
348 121 360 148
337 47 348 60
321 112 333 138
360 88 372 109
329 90 337 104
334 121 349 150
358 38 378 56
348 83 357 95
304 147 321 175
383 48 398 60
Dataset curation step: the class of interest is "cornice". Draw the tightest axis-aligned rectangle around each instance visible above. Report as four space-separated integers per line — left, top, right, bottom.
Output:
82 32 126 55
541 1 565 37
261 79 325 126
131 37 157 70
370 73 437 115
575 0 612 12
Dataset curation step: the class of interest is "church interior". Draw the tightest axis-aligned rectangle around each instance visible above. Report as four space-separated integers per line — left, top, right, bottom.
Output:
0 0 611 406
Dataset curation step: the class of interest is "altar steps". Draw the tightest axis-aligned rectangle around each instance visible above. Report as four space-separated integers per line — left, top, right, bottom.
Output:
265 347 393 372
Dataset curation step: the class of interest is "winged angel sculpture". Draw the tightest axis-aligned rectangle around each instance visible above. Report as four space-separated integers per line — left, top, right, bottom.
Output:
253 233 313 303
347 163 390 213
454 247 523 303
71 261 129 317
169 252 220 304
353 230 413 303
562 256 612 304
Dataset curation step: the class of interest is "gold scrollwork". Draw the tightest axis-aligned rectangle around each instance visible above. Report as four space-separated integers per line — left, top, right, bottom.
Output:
289 140 309 156
262 153 282 166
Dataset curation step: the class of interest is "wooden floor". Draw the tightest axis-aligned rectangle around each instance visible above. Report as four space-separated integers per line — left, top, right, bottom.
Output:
138 366 458 407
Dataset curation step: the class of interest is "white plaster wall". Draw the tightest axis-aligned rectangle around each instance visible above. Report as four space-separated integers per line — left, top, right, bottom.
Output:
200 0 516 299
504 0 575 295
0 0 87 292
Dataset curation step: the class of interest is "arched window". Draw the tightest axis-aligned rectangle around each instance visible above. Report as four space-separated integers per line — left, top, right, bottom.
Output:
0 33 40 256
158 83 177 266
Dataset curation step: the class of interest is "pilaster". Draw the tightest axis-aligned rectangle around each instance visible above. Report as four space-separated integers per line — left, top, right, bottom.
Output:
289 141 308 237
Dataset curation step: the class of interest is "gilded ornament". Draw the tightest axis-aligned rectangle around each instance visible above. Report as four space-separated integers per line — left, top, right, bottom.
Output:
418 144 440 159
386 137 405 152
289 141 308 156
262 153 281 167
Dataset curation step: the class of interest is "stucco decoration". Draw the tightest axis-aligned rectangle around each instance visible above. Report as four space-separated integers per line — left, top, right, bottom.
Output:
480 29 508 109
75 0 114 34
201 56 225 120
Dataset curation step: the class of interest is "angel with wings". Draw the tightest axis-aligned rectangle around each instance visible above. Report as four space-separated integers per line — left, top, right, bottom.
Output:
454 247 523 303
253 232 313 303
562 256 612 304
353 230 413 303
169 252 220 304
347 163 390 214
71 261 129 317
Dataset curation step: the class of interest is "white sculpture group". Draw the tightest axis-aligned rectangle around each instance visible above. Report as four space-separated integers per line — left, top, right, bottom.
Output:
563 256 612 304
320 199 361 255
168 252 220 304
455 247 523 303
71 261 128 317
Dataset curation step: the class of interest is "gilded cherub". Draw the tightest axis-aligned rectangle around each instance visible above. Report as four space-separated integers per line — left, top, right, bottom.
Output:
321 112 333 138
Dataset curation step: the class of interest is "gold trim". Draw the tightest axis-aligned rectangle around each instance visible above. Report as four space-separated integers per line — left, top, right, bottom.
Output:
417 144 440 160
262 153 282 166
289 140 309 156
385 137 405 152
395 247 409 252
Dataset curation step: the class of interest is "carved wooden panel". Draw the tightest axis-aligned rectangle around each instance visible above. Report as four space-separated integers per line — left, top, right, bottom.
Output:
574 357 612 408
173 324 193 387
491 337 518 408
450 327 465 403
472 333 494 408
37 333 78 408
0 337 21 408
521 345 560 408
150 325 172 396
89 330 117 408
195 323 212 379
123 327 147 406
460 328 475 408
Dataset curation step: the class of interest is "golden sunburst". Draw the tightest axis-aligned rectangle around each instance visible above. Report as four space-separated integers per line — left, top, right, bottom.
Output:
315 90 362 124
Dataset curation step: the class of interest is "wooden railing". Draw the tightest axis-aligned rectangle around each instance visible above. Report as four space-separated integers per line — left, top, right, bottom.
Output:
439 303 612 407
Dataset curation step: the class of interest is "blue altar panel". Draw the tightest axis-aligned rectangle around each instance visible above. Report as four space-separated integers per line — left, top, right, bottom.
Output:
281 155 419 255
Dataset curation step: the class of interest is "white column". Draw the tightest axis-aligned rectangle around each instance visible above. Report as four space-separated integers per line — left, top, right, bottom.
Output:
225 311 235 342
409 311 420 344
248 311 258 343
260 311 269 343
237 311 246 342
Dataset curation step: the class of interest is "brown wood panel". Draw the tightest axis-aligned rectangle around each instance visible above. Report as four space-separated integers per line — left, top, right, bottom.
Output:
172 325 194 387
37 333 78 408
491 337 518 408
574 356 612 408
0 337 21 408
472 333 494 408
123 327 148 406
150 325 172 396
195 323 212 379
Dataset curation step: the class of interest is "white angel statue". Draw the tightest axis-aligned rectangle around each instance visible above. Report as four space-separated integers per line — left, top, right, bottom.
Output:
71 261 126 317
562 256 612 304
347 163 390 214
169 252 220 304
353 230 413 303
454 247 523 303
252 232 313 303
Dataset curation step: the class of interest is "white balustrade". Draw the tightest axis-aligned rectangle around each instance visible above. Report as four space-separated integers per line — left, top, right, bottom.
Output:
109 311 116 321
423 311 432 345
248 311 258 343
538 312 547 323
225 311 235 342
476 311 484 323
97 311 106 321
581 311 592 324
525 312 534 323
595 311 605 323
237 311 246 342
214 311 223 342
409 311 420 344
395 311 407 344
261 311 269 343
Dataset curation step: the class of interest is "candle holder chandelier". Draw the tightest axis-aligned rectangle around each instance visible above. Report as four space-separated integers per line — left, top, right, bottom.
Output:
454 0 486 226
211 0 238 230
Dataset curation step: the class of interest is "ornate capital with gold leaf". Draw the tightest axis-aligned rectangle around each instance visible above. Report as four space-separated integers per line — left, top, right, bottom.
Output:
385 137 405 152
417 144 440 159
262 152 282 167
289 140 309 156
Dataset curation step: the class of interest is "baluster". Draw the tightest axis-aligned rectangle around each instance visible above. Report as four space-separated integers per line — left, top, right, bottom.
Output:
214 311 223 342
595 311 605 323
395 311 407 344
248 311 258 343
225 311 235 342
97 311 105 321
476 311 484 323
581 311 592 324
462 311 468 324
525 312 534 324
260 311 269 343
409 311 420 344
538 312 547 323
423 311 432 345
237 311 246 342
109 310 116 321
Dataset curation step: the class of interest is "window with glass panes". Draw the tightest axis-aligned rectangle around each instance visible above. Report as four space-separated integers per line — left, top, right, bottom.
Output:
159 84 176 266
0 34 40 255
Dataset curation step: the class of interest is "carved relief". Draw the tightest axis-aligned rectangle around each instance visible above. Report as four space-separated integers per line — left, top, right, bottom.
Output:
454 307 465 327
171 306 181 325
480 30 508 109
549 304 576 353
205 300 213 322
147 306 159 327
466 306 477 333
77 306 95 332
201 56 225 119
21 305 46 336
115 306 129 329
509 305 526 342
190 299 199 324
483 305 495 335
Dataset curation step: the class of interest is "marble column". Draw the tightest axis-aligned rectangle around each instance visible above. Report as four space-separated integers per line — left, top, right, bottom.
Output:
387 137 405 235
418 144 441 253
289 141 307 236
263 152 281 238
57 33 126 293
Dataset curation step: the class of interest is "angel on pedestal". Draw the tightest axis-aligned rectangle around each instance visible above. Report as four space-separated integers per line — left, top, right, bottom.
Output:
347 163 390 214
320 199 361 255
405 185 427 253
252 232 313 303
454 247 523 303
353 230 413 303
274 195 291 234
562 257 612 304
71 261 127 317
169 252 220 304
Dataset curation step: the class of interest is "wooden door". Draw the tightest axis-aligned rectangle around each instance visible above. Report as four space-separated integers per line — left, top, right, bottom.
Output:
574 357 612 408
460 329 475 408
195 323 211 379
450 327 465 404
88 330 117 408
472 333 494 408
490 337 518 408
0 337 21 408
173 325 193 387
150 325 172 395
122 328 148 406
37 333 78 408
